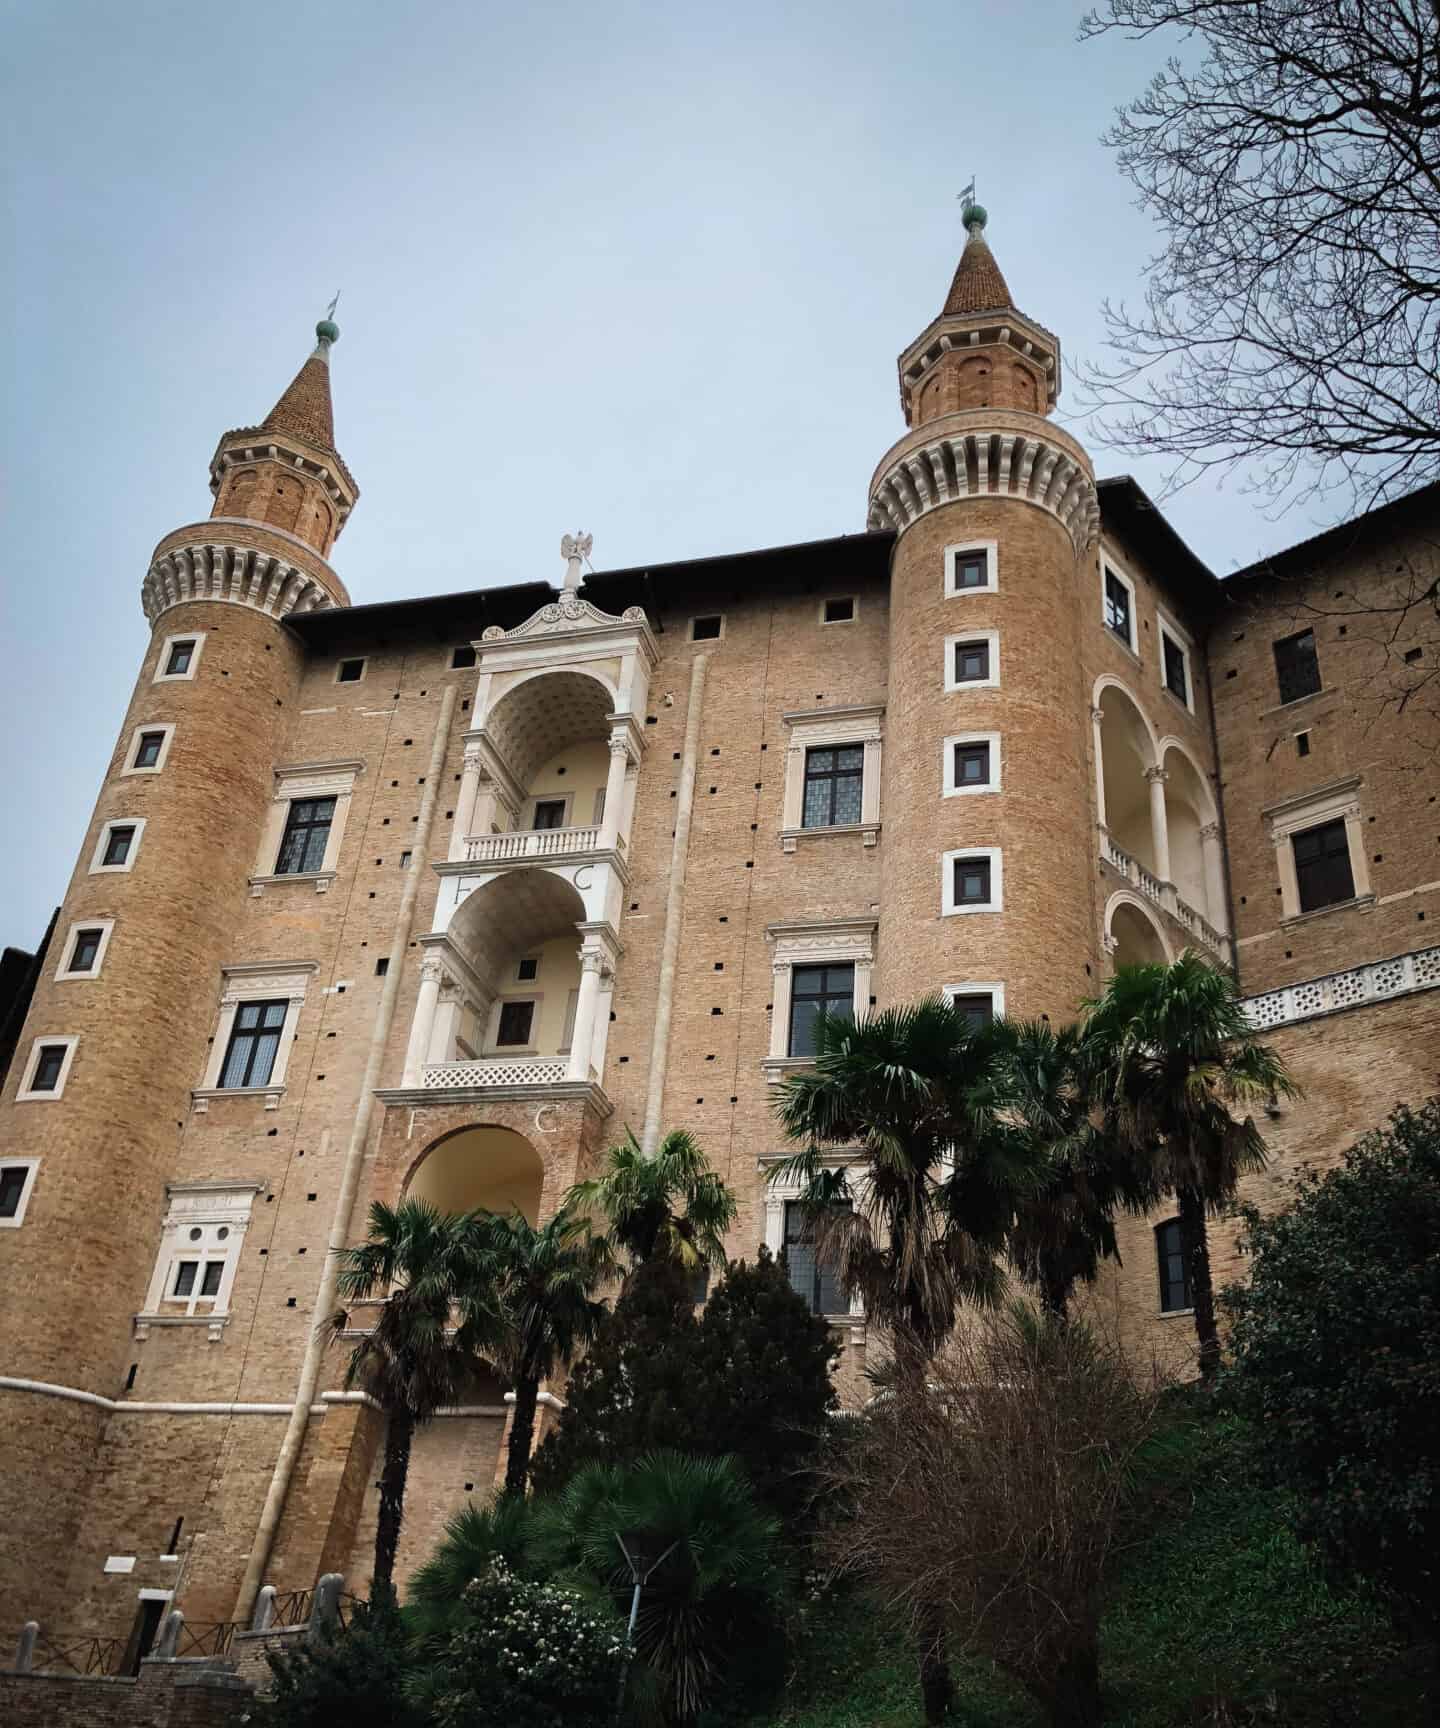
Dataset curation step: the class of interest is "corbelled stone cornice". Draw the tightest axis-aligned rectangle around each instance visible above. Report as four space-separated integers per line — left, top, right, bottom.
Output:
867 409 1099 553
142 521 349 626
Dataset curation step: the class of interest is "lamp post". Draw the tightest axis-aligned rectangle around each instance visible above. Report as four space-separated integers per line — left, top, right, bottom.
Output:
611 1530 680 1728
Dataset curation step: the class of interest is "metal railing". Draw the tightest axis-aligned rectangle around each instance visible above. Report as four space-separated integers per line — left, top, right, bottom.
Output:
32 1631 126 1677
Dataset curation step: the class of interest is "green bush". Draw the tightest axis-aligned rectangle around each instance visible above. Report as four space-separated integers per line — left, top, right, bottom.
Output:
408 1558 625 1727
1224 1098 1440 1638
263 1594 420 1728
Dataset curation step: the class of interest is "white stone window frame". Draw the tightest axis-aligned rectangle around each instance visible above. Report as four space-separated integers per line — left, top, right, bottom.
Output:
760 1154 866 1321
819 594 859 625
944 628 1001 692
1156 607 1196 716
135 1182 263 1341
89 817 146 875
1265 776 1372 924
1100 554 1140 659
488 992 543 1055
944 539 998 598
16 1034 79 1101
250 759 364 895
192 962 318 1112
942 846 1004 917
780 704 883 851
335 656 368 685
689 613 726 644
0 1157 41 1227
763 919 876 1082
152 631 206 684
121 722 177 777
943 730 1001 797
54 917 117 983
942 981 1007 1019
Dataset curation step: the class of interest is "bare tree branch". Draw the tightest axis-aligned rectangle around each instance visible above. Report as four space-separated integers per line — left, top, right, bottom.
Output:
1080 1 1440 513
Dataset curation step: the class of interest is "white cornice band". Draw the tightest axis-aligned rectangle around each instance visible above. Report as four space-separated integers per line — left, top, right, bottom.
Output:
868 425 1100 553
142 540 337 626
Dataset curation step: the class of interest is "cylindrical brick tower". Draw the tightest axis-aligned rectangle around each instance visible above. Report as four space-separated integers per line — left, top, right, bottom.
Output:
870 206 1101 1021
0 321 356 1633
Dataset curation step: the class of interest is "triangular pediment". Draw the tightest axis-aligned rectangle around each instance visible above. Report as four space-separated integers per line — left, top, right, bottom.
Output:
482 593 647 642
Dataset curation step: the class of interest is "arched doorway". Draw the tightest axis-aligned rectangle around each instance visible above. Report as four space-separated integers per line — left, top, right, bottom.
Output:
405 1123 545 1225
1097 681 1159 876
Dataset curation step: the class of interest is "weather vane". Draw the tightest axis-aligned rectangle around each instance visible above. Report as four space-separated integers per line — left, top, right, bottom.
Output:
958 179 976 210
325 290 341 320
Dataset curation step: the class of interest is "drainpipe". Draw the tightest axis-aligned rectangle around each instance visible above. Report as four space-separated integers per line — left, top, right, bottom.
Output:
640 654 708 1155
233 685 458 1621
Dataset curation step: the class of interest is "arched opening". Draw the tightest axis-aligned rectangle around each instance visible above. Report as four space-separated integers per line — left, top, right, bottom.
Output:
405 1124 545 1226
1160 745 1215 921
437 871 588 1071
1107 895 1171 971
1098 683 1158 875
485 670 615 835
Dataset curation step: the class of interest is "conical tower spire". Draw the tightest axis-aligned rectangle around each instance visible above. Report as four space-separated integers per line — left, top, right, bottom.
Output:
941 202 1014 317
892 201 1060 430
260 318 340 453
207 310 358 558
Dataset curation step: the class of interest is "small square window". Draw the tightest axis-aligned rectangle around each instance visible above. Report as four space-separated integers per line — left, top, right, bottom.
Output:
69 928 104 973
1162 633 1189 706
516 957 540 982
133 731 166 770
945 542 996 595
1104 568 1133 649
953 857 992 905
336 658 366 684
822 596 855 624
1274 629 1322 704
1293 818 1355 914
532 799 566 831
451 645 477 669
953 639 990 683
949 992 994 1030
102 825 136 868
0 1164 36 1223
955 555 984 590
1156 1219 1192 1313
399 850 413 870
691 614 723 642
375 958 390 977
165 640 195 676
496 1000 535 1047
954 741 990 787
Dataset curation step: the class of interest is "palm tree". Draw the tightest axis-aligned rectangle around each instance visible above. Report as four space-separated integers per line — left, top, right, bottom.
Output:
1082 953 1299 1380
332 1199 501 1597
568 1127 737 1273
772 996 1042 1723
477 1205 613 1495
995 1020 1159 1319
406 1493 534 1643
537 1450 780 1726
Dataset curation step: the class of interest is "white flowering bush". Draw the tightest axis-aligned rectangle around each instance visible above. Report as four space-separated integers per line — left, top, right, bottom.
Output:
420 1559 626 1727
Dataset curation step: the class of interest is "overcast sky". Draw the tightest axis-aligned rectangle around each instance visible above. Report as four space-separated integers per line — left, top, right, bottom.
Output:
1 0 1341 950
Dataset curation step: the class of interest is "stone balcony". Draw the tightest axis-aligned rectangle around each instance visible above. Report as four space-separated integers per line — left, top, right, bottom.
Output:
419 1055 583 1089
1100 831 1229 962
463 824 624 865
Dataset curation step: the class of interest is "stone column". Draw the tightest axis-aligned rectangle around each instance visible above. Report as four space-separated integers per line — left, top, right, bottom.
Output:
402 957 446 1085
600 732 631 846
427 980 464 1065
1091 707 1108 833
1145 765 1172 884
565 949 606 1082
449 745 485 861
1200 822 1227 932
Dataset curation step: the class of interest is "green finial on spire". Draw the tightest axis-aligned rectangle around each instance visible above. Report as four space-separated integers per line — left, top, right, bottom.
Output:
315 290 341 347
957 180 986 233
